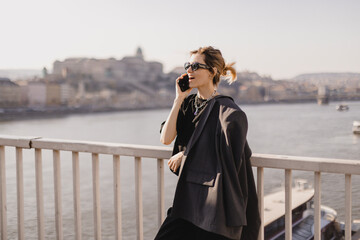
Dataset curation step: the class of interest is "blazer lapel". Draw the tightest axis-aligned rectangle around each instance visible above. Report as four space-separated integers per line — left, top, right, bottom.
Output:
184 97 216 156
179 98 216 176
179 95 233 176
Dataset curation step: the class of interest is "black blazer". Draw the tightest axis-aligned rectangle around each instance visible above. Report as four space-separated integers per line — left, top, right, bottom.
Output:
170 95 261 240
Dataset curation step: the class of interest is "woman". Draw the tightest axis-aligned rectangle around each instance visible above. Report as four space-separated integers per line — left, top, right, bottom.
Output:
155 46 260 240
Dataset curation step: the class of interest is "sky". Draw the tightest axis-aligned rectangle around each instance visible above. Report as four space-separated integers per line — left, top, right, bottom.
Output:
1 0 359 79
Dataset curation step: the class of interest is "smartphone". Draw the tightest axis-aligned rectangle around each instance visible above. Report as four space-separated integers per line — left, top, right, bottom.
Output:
178 74 190 92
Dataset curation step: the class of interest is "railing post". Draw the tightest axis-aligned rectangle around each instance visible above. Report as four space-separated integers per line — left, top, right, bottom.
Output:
285 169 292 240
16 147 25 240
92 153 102 240
257 167 264 240
72 152 82 240
135 157 143 240
113 155 122 240
35 148 45 240
0 146 7 240
345 174 352 240
314 172 321 240
53 150 63 240
157 158 165 228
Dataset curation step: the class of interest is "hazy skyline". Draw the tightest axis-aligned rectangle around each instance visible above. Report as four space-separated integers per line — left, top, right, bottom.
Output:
1 0 359 79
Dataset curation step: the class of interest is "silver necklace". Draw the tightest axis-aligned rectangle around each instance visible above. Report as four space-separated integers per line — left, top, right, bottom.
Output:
194 90 217 115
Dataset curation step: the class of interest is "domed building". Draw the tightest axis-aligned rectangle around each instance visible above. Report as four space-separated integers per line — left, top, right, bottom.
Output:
52 47 163 83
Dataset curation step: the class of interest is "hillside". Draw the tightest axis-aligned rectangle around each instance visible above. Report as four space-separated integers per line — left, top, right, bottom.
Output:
291 72 360 87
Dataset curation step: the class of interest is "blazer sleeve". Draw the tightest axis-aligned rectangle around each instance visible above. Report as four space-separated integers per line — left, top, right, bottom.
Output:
221 109 261 240
216 108 250 227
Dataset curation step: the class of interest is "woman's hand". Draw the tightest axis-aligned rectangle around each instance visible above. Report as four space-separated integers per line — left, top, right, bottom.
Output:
160 74 192 145
168 151 184 172
175 73 192 101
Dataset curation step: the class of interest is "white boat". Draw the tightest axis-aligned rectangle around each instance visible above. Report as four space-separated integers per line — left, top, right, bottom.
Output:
353 121 360 134
336 104 349 111
264 179 341 240
339 219 360 238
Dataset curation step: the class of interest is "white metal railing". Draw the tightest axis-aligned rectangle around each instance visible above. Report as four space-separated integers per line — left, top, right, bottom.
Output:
0 135 359 240
253 154 360 240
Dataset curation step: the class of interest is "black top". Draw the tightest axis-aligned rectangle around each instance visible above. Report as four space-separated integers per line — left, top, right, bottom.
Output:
173 94 208 155
160 94 208 173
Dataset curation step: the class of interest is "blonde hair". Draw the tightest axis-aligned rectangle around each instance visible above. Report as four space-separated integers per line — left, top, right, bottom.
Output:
190 46 237 85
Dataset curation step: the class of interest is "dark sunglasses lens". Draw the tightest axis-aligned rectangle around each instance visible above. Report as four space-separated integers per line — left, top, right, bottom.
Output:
184 62 190 70
192 63 200 71
184 62 202 71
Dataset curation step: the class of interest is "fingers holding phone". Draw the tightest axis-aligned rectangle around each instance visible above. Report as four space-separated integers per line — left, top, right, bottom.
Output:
176 73 192 99
178 74 190 92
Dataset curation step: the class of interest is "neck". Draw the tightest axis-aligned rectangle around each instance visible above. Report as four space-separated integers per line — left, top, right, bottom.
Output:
197 85 217 99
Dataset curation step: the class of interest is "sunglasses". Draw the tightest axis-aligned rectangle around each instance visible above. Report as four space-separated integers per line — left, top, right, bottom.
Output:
184 62 210 71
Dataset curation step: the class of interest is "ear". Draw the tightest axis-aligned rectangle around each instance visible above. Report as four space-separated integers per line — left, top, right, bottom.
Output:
213 67 217 75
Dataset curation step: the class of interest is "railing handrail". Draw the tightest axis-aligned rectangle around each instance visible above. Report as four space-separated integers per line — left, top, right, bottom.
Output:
1 135 359 175
251 153 360 175
0 135 172 159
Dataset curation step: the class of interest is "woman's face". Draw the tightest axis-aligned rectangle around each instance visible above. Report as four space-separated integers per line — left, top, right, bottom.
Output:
187 53 214 89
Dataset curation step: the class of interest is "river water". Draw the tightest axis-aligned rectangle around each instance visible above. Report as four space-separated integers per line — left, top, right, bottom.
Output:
1 101 359 239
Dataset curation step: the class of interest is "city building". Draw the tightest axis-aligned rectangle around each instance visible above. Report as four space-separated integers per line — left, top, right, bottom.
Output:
27 81 47 107
0 78 22 108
